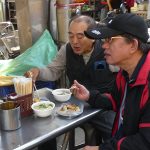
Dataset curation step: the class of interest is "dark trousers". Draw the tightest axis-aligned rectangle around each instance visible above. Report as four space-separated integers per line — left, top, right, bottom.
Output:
85 110 116 145
38 138 57 150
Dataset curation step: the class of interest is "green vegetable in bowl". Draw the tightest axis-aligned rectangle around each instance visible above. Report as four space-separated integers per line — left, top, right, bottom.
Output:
34 103 53 110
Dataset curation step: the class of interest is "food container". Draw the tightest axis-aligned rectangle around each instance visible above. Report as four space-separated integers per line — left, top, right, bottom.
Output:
57 102 84 119
6 76 33 117
52 88 72 102
0 101 21 131
31 101 55 117
7 93 33 117
12 77 32 96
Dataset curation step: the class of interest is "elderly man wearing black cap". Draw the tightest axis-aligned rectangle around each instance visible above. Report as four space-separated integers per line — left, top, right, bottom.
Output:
71 13 150 150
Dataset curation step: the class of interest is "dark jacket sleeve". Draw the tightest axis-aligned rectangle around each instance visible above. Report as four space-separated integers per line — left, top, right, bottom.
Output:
88 90 113 110
87 79 120 112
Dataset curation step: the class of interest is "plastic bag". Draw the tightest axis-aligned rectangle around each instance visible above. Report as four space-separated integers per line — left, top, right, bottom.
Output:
0 29 58 76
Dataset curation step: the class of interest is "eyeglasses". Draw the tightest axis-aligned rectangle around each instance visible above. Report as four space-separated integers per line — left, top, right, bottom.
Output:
101 36 125 44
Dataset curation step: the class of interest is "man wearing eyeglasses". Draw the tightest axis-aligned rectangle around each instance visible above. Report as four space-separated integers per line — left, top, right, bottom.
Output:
25 15 117 149
71 13 150 150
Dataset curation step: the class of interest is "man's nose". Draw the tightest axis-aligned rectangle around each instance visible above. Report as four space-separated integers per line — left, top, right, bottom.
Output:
102 42 109 49
72 36 78 43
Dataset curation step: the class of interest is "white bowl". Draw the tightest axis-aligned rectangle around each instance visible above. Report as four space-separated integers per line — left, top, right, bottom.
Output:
31 101 55 117
52 88 72 102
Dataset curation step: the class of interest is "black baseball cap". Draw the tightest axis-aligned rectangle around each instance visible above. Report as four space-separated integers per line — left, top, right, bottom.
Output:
84 13 149 43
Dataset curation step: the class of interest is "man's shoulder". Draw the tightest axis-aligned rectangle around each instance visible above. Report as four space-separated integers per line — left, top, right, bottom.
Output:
94 40 102 48
66 42 71 49
93 40 104 54
65 43 74 54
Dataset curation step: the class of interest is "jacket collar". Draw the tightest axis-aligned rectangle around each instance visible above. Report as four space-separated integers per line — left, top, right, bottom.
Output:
122 51 150 86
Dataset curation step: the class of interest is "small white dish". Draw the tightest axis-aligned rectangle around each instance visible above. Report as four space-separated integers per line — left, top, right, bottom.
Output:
52 88 72 102
57 102 84 119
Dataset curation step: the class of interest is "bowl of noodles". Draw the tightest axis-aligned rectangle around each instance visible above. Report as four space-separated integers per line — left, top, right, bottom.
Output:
52 88 72 102
31 101 55 117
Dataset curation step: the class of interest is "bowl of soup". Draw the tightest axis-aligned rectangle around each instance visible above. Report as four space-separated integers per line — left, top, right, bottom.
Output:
31 101 55 117
52 88 72 102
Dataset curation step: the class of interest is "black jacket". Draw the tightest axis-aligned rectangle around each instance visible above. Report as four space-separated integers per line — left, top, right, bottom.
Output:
88 52 150 150
66 40 116 93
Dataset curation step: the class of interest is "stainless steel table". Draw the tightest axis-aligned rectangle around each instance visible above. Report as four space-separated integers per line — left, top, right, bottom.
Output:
0 88 101 150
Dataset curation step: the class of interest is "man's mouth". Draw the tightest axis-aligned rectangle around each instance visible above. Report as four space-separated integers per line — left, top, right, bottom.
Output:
73 47 80 51
104 52 111 58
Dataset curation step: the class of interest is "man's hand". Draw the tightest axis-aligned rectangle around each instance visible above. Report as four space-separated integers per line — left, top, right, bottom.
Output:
70 80 90 101
83 146 99 150
24 68 40 82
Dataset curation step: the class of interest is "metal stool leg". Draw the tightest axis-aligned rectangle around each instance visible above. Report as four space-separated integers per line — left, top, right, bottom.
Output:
68 129 75 150
68 128 86 150
61 132 70 150
61 126 92 150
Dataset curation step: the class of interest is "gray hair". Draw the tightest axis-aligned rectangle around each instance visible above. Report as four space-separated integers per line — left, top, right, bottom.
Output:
69 15 96 28
123 33 150 53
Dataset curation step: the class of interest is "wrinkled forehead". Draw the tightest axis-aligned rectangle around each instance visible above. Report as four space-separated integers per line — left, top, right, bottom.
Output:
69 21 89 34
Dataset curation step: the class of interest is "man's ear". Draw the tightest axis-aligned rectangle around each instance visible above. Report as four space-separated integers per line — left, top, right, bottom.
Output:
91 39 95 43
130 39 139 53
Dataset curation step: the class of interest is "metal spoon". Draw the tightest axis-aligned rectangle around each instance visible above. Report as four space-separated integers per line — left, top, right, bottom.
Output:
33 84 40 101
27 71 40 101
